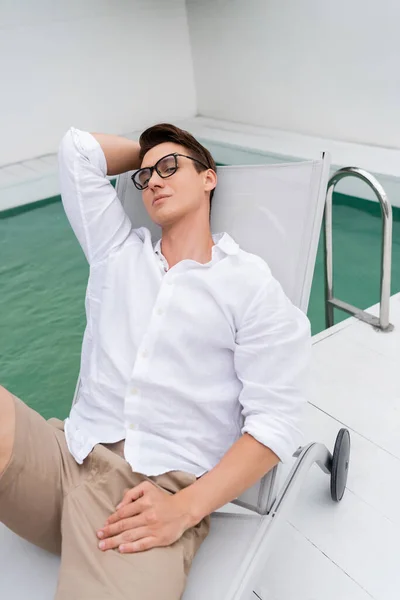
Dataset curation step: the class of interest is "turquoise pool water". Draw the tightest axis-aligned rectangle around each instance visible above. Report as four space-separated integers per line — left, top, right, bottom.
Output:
1 195 399 420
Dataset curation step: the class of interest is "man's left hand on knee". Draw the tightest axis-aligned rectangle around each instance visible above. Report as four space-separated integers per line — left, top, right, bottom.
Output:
96 480 194 553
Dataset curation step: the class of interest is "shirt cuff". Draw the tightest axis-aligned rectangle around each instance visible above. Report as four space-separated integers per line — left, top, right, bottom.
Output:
68 127 108 178
241 413 305 463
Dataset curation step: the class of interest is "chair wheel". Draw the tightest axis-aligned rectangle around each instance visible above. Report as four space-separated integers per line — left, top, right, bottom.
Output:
330 428 350 502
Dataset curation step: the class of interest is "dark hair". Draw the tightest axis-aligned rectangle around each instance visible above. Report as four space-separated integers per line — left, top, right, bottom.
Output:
138 123 217 209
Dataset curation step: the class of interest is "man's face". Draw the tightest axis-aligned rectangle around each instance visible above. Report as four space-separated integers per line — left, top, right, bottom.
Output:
140 142 216 226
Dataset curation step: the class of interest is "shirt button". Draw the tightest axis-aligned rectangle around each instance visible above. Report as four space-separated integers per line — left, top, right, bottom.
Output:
141 350 149 358
129 423 137 430
131 387 139 395
156 308 164 315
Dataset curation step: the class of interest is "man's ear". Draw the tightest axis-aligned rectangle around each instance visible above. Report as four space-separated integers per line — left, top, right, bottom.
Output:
204 169 217 194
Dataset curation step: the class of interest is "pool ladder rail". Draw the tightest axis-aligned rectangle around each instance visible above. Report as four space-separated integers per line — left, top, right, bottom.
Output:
324 167 394 332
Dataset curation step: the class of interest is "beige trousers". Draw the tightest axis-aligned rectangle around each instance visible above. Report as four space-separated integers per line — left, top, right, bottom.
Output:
0 394 210 600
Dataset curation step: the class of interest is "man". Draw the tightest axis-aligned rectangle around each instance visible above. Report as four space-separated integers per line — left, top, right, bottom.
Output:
0 123 311 599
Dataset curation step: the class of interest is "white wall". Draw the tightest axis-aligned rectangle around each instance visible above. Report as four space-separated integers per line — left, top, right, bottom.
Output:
187 0 400 150
4 0 400 166
0 0 196 165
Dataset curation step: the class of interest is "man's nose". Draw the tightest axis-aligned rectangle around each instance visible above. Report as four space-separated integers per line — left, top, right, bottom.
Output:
148 170 164 190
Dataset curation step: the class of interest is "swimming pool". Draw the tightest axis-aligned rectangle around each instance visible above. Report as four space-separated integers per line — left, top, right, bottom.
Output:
1 192 399 421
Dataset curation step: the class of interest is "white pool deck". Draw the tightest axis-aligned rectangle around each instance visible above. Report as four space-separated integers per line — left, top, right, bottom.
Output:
257 292 400 600
1 293 399 599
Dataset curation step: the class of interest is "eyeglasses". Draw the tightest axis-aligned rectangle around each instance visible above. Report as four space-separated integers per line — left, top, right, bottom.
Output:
131 153 210 190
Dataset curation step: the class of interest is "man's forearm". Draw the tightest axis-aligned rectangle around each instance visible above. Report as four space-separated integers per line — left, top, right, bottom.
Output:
175 433 280 527
91 132 142 176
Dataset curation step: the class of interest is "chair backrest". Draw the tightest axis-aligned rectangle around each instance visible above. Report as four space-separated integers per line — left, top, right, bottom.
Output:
114 155 330 514
72 155 330 514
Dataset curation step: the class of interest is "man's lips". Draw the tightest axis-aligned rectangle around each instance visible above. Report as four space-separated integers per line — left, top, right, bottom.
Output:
152 195 170 205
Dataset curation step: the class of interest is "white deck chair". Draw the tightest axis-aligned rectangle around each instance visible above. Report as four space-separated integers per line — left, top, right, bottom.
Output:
0 154 351 600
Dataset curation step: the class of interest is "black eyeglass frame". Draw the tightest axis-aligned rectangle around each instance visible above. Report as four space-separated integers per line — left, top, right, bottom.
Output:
131 153 211 190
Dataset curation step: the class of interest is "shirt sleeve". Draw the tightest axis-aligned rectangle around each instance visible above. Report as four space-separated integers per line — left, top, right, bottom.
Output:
58 127 132 264
234 272 312 463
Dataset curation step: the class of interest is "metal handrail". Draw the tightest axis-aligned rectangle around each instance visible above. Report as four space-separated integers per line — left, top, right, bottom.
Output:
324 167 393 331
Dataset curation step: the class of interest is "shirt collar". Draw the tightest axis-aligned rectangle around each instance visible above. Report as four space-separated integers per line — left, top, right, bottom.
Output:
211 232 239 256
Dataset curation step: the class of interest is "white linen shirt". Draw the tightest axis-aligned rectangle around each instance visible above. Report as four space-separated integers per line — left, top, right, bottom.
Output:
59 127 311 477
